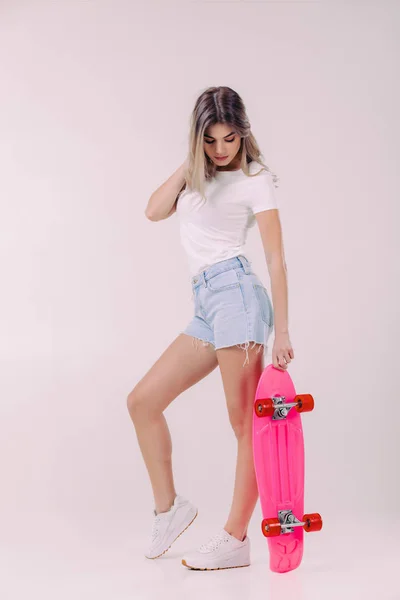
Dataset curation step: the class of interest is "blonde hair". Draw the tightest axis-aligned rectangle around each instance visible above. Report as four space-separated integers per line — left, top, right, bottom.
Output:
182 86 279 201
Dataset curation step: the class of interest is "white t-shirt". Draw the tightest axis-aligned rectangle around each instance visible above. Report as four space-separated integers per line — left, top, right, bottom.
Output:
176 160 279 277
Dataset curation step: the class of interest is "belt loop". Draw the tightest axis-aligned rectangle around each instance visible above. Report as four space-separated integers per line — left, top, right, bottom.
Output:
237 255 251 275
194 270 206 287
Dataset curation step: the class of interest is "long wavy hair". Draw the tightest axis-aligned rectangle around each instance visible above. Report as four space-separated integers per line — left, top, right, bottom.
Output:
181 86 279 201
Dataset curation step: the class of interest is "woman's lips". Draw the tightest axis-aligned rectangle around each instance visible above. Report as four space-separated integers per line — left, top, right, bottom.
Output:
215 156 228 161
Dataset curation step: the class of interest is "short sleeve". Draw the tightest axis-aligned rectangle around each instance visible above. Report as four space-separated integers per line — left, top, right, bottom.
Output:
247 169 279 215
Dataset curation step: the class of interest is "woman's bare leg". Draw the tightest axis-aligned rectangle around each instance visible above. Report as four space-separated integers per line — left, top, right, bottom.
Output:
127 334 217 514
216 343 264 541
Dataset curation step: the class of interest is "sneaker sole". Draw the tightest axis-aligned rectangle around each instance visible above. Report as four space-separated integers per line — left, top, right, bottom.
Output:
181 560 250 571
146 509 198 560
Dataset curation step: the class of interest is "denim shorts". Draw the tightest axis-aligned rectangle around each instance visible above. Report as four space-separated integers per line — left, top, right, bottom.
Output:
181 254 274 367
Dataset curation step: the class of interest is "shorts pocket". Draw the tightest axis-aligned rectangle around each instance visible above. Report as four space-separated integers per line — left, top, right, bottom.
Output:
253 284 274 328
207 269 240 292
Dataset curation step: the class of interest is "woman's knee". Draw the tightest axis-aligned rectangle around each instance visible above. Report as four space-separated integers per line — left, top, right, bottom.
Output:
229 413 251 439
127 386 154 421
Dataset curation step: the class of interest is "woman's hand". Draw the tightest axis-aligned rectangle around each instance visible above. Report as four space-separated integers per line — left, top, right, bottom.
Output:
272 332 294 371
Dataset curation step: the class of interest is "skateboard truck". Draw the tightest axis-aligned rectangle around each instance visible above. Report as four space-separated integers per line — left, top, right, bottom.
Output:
255 394 315 420
275 510 302 534
262 510 323 537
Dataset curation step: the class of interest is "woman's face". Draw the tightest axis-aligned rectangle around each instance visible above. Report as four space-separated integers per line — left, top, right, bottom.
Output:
203 123 242 170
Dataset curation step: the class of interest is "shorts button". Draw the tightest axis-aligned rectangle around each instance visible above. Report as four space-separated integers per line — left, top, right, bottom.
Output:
193 278 198 283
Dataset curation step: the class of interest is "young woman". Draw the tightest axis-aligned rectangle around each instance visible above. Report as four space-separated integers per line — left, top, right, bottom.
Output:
127 86 294 571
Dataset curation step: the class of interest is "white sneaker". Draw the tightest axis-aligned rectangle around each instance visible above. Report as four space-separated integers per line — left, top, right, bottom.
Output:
181 528 251 570
144 494 198 559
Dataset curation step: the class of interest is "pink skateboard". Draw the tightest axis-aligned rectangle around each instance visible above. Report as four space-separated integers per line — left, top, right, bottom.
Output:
252 364 323 573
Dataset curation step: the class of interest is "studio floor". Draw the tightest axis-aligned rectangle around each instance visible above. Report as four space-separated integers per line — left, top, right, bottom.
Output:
2 509 399 600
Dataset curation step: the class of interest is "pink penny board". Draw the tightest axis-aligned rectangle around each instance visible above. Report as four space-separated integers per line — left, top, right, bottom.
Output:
252 364 305 573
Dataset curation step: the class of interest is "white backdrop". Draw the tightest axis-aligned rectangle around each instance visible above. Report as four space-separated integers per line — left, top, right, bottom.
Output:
0 1 398 599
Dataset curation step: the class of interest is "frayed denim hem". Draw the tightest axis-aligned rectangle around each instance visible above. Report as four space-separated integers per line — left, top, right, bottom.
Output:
187 335 268 368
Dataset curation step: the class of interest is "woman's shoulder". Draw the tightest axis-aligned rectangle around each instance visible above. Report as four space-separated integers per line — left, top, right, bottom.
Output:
247 160 270 178
247 161 279 189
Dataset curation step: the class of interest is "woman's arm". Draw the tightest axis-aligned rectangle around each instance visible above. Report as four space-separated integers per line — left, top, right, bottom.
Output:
145 160 187 221
254 209 288 330
255 209 294 370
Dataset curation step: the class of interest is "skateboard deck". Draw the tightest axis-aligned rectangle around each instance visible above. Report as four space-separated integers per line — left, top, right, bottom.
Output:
252 364 322 573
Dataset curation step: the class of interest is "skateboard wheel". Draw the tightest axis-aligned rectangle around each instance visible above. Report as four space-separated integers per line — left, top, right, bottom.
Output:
254 398 275 417
262 518 281 537
295 394 314 413
302 513 323 532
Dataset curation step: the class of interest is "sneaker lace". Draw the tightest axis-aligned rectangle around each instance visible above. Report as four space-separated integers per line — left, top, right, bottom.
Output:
199 531 228 553
151 513 162 541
